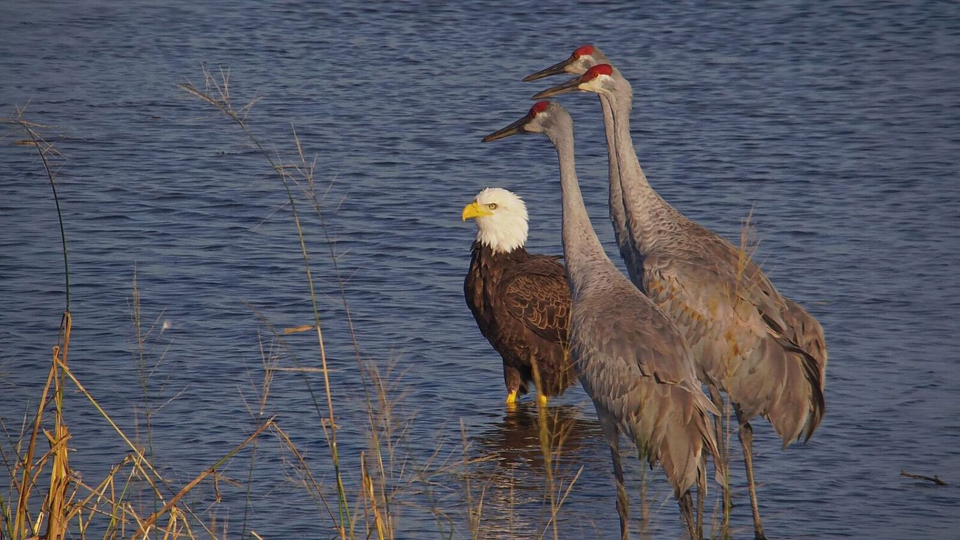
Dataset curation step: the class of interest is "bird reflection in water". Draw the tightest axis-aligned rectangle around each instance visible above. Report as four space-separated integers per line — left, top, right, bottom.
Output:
473 403 599 469
467 403 605 537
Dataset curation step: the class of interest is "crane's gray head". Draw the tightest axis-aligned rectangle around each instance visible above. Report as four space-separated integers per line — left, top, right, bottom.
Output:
523 44 612 81
481 101 570 142
461 187 528 253
532 64 618 99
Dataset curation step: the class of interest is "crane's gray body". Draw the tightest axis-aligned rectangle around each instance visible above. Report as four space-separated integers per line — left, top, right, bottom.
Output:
537 105 719 500
601 72 827 446
570 272 719 498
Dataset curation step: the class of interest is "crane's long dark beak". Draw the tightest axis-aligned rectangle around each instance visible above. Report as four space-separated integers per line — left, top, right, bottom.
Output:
532 74 584 99
482 116 528 142
522 57 574 82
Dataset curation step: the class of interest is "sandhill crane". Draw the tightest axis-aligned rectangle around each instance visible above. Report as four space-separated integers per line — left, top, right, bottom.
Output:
534 64 827 540
521 45 641 282
462 187 577 406
483 101 721 540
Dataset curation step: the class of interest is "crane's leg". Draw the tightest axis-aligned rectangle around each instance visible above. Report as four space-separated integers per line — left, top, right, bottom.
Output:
678 490 698 540
611 444 630 540
707 385 729 536
736 414 767 540
503 364 523 406
598 415 629 540
696 459 706 539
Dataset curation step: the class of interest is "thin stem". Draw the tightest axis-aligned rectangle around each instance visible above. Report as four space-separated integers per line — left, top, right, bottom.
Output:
16 118 70 312
178 69 349 534
238 115 350 532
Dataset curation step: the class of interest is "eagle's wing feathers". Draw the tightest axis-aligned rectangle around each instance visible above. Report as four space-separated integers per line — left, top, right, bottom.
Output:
501 256 570 346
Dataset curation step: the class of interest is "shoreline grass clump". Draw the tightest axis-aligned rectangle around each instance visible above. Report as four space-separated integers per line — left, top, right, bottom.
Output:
0 112 274 540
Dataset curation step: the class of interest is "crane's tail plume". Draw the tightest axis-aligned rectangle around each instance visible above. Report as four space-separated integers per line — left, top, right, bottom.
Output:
655 386 725 500
763 300 827 444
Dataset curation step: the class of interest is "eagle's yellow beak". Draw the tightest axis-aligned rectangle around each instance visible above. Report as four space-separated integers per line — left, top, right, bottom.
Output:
462 201 494 221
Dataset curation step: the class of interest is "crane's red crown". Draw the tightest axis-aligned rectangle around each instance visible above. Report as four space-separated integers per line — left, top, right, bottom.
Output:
572 45 594 58
583 64 613 80
529 101 550 117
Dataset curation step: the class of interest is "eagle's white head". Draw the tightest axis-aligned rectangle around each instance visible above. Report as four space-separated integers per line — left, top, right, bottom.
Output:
461 187 528 254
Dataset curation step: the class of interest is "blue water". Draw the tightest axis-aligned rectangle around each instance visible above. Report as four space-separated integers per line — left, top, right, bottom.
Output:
2 1 959 538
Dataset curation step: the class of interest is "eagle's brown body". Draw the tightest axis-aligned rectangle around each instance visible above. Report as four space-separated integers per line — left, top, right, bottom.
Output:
464 241 575 398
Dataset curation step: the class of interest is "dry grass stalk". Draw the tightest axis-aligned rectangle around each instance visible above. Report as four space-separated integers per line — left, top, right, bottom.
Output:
360 452 388 540
135 419 275 536
12 352 58 539
270 424 337 524
709 209 764 539
179 66 351 535
535 377 577 539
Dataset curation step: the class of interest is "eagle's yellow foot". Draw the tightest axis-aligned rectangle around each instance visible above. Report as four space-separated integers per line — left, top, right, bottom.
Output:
505 390 518 406
538 394 548 407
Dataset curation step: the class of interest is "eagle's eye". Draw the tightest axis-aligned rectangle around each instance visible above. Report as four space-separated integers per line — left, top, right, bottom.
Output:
488 203 498 210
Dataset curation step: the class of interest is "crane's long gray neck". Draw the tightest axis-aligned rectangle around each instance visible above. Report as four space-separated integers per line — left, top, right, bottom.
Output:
599 93 636 276
545 116 612 297
599 96 626 237
608 81 680 252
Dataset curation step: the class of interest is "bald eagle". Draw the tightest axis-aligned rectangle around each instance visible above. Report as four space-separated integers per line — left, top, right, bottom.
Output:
461 187 575 405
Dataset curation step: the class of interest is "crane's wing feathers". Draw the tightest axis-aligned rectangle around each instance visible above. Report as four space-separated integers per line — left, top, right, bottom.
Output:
604 311 691 386
583 290 705 397
648 250 812 357
781 299 827 440
574 289 721 497
644 248 827 443
501 255 570 346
